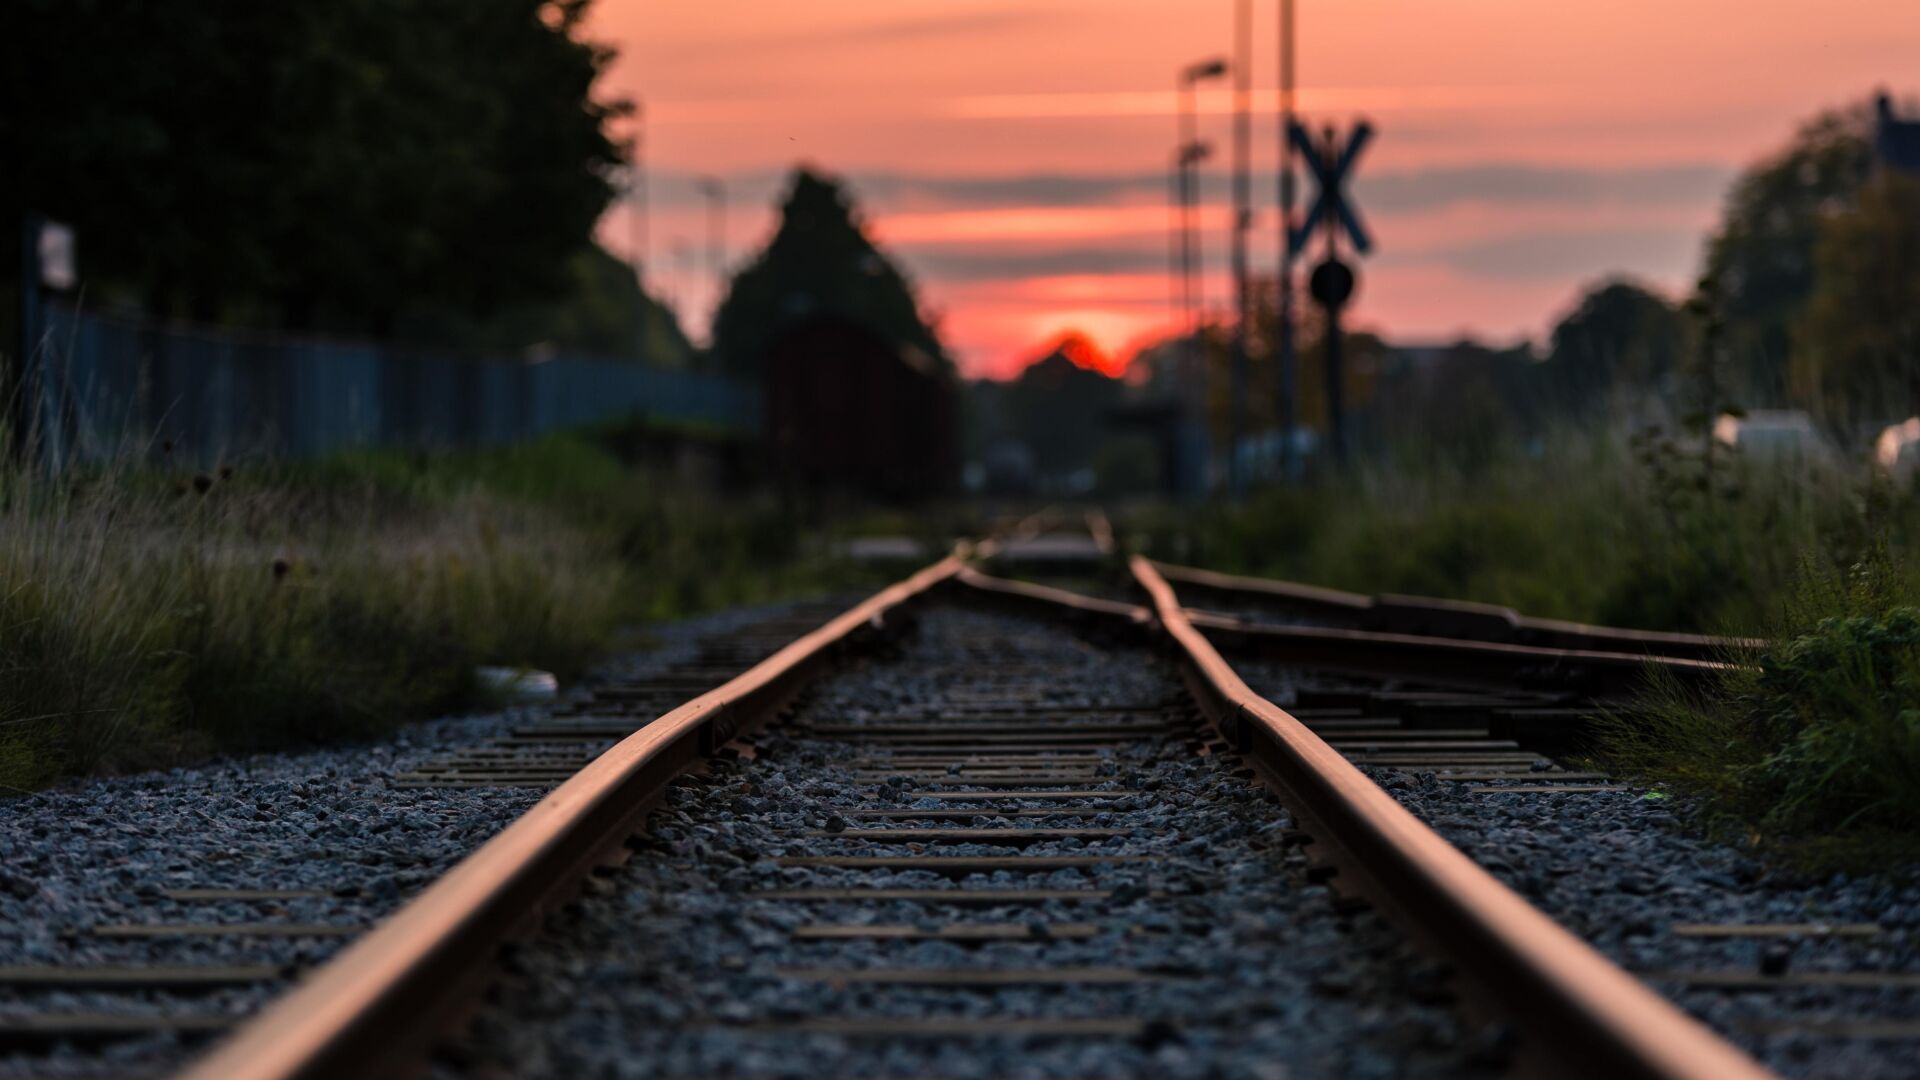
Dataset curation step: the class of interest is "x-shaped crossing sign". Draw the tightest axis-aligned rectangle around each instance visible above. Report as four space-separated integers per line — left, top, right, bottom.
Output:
1288 120 1373 257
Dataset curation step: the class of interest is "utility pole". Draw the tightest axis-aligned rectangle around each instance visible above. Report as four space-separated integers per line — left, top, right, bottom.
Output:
1177 57 1227 487
1228 0 1252 500
1319 126 1347 464
1276 0 1298 482
1178 60 1226 342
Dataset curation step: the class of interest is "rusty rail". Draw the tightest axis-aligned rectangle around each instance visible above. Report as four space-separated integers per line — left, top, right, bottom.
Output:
179 557 965 1080
1185 608 1730 693
1154 559 1755 659
1131 555 1772 1080
179 542 1772 1079
953 565 1149 629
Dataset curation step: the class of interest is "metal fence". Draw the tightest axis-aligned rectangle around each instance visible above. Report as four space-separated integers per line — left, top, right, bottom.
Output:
24 303 757 465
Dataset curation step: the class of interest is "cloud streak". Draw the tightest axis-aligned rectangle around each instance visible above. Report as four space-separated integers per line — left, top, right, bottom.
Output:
641 162 1734 215
621 159 1729 372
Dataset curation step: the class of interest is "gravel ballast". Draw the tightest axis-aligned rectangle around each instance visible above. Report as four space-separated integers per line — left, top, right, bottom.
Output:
1231 655 1920 1080
13 582 1913 1079
449 607 1506 1079
0 599 817 1079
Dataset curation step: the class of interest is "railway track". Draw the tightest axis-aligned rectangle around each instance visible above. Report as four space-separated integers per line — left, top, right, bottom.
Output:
2 525 1912 1077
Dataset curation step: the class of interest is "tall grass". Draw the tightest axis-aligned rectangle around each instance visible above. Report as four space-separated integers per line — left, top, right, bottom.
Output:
0 458 624 790
0 424 857 792
1600 551 1920 868
1130 426 1920 869
297 430 862 619
1131 427 1916 634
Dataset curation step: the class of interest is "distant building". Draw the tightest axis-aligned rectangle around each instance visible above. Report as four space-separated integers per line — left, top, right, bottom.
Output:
1875 93 1920 173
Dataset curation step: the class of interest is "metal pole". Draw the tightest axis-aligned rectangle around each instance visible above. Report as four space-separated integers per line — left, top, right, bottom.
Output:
1228 0 1251 499
1178 80 1198 345
1177 57 1227 491
1276 0 1298 482
1187 146 1206 328
1178 75 1203 490
1169 149 1182 333
1321 126 1346 464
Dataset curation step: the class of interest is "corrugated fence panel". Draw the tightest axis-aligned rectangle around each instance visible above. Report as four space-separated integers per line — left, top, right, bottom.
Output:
33 305 757 464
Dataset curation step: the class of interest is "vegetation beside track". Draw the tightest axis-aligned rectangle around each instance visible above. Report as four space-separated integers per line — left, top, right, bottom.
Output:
1128 431 1920 869
1602 553 1920 870
0 426 870 792
1130 430 1919 635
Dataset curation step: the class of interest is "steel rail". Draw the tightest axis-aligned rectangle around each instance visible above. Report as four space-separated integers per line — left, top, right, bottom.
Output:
953 565 1150 629
1131 555 1774 1080
1154 559 1756 658
1185 608 1730 692
1155 558 1374 613
179 556 966 1080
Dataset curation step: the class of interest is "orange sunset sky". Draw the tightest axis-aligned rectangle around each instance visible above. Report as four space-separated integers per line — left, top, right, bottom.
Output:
586 0 1920 379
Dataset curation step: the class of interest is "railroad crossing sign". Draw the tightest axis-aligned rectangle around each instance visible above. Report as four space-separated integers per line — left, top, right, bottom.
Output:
1308 257 1355 309
1284 119 1375 466
1288 120 1373 259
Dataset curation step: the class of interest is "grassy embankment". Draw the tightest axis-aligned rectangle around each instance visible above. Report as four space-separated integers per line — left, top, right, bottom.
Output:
0 426 871 792
1131 430 1920 868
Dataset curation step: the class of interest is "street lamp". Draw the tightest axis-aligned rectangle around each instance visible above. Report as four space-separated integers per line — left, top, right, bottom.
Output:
1177 57 1228 345
1176 57 1227 488
1179 140 1213 322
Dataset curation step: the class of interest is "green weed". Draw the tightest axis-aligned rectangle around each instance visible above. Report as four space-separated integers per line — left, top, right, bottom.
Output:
1600 553 1920 869
0 424 849 792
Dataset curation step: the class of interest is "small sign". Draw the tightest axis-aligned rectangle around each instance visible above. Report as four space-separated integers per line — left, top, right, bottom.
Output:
1309 257 1356 309
38 220 76 290
1288 121 1373 256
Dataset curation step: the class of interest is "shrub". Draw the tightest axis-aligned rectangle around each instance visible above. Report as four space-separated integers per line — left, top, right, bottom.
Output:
1601 556 1920 867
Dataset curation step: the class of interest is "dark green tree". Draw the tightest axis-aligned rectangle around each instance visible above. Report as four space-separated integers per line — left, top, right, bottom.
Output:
398 245 694 362
1546 279 1684 411
1001 334 1123 481
4 0 628 331
709 168 948 377
1793 172 1920 430
1701 100 1877 402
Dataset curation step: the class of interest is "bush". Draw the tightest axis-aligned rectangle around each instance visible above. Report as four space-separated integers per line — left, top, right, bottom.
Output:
1129 426 1918 635
1129 426 1920 869
1601 556 1920 867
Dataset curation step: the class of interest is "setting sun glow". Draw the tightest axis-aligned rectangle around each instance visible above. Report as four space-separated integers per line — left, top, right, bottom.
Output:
588 0 1920 377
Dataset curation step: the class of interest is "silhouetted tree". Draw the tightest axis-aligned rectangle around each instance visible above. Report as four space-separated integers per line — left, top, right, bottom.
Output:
1793 173 1920 431
1701 100 1877 402
398 245 694 362
5 0 628 332
1001 334 1123 481
709 169 948 378
1546 279 1684 412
